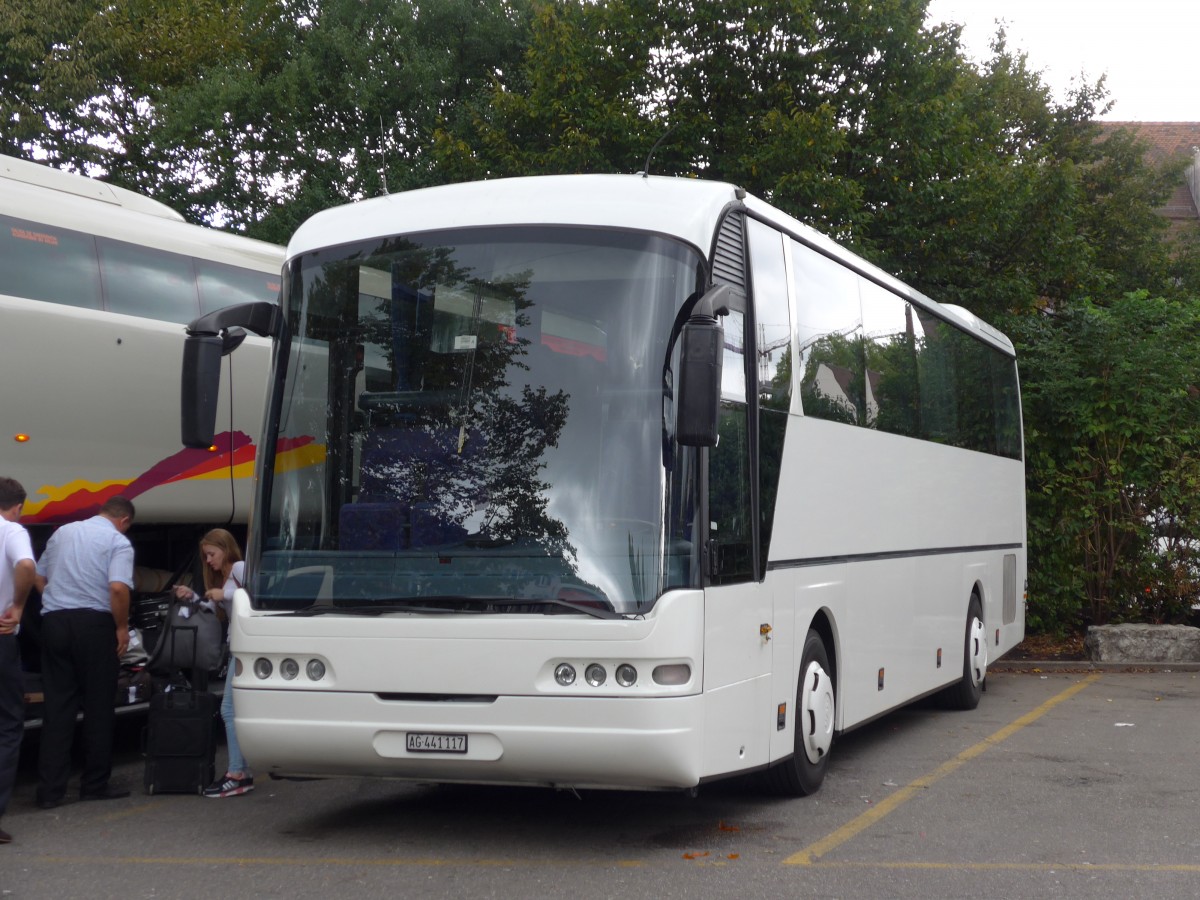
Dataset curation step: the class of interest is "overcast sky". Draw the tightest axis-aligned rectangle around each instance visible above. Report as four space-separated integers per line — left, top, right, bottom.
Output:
925 0 1197 121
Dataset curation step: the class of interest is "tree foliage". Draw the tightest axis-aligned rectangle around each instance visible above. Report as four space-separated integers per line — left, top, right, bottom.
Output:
1 0 532 241
1013 294 1200 630
0 0 257 177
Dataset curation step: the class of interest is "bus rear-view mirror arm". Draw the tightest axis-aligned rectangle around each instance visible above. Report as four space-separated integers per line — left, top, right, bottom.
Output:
676 283 733 447
181 301 283 449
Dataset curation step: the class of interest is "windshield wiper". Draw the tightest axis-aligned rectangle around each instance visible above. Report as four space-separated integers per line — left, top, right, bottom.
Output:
279 601 483 617
512 598 621 619
275 596 620 619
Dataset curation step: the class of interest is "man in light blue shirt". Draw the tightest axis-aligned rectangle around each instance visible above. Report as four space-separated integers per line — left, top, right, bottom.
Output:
35 496 135 807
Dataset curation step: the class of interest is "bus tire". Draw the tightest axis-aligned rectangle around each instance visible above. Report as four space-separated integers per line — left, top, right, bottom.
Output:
938 596 986 711
764 629 834 797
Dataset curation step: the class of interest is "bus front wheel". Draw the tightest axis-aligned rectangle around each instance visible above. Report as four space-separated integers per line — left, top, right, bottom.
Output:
765 629 834 796
938 595 986 710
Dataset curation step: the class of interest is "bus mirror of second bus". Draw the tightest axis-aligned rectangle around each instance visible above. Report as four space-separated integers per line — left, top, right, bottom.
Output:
181 299 282 448
676 283 731 447
181 332 225 448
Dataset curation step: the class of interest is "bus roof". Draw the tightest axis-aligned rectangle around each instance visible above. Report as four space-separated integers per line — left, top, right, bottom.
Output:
1 154 283 272
287 174 1014 355
1 154 184 221
288 175 743 258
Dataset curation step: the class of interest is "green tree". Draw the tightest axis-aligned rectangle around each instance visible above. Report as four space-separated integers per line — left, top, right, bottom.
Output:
0 0 261 180
1013 294 1200 631
155 0 534 241
1 0 533 241
434 2 1150 323
1073 125 1192 299
0 0 99 159
432 0 661 180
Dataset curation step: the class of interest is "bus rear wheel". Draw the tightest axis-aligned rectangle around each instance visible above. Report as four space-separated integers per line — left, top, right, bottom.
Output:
765 629 834 796
938 596 986 710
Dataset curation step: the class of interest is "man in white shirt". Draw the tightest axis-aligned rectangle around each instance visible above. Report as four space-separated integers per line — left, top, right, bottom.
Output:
34 496 135 808
0 477 36 844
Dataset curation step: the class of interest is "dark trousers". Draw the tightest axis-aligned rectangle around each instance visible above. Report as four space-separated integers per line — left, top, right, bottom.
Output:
0 634 23 819
37 610 118 802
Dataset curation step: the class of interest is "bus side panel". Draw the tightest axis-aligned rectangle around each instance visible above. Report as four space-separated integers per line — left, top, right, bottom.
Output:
770 577 841 763
769 416 1025 730
701 580 774 777
2 298 271 525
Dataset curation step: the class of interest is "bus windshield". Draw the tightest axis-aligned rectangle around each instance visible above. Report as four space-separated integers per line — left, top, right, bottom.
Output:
255 225 705 616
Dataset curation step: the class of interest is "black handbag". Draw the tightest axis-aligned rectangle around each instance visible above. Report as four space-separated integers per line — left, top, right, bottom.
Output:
146 599 225 675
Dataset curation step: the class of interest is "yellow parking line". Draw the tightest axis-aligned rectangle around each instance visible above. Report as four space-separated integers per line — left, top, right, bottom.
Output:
783 673 1102 866
802 861 1200 873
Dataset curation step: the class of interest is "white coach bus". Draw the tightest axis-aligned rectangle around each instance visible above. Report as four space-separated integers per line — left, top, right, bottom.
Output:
0 154 289 718
181 174 1025 794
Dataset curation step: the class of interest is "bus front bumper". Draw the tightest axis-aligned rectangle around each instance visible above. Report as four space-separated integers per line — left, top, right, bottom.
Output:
233 687 707 790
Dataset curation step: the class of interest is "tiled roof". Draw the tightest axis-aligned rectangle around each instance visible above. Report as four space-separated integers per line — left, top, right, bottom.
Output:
1098 122 1200 164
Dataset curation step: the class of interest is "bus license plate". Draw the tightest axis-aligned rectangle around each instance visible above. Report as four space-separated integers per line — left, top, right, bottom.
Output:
406 732 468 754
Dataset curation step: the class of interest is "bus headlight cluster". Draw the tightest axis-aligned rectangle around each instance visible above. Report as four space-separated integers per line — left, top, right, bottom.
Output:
551 661 691 690
251 656 328 683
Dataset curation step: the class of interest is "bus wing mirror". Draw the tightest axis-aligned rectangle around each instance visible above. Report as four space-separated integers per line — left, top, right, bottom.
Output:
676 285 731 447
181 333 225 448
187 301 281 340
180 301 282 449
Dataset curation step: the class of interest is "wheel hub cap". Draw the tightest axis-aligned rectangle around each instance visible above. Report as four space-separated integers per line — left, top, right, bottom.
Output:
969 617 988 687
800 660 835 764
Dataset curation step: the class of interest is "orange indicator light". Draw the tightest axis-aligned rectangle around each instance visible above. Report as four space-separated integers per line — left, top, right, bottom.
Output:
14 434 30 443
208 444 219 452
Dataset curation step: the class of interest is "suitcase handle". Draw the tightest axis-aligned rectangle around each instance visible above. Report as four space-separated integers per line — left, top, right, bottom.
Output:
155 619 210 693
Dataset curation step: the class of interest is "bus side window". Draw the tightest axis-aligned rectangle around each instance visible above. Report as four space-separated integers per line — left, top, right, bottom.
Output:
747 220 792 576
790 240 864 425
709 307 754 584
913 310 959 446
197 258 281 313
860 279 921 438
97 236 200 322
0 214 102 310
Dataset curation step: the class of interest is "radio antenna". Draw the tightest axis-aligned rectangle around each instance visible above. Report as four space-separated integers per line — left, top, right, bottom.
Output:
379 115 390 195
639 127 674 178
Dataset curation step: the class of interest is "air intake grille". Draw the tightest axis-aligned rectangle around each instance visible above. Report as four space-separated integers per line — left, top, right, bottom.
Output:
1003 554 1017 624
712 213 746 289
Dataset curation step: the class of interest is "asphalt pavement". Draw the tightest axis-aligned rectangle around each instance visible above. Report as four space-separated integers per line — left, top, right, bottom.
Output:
3 664 1199 900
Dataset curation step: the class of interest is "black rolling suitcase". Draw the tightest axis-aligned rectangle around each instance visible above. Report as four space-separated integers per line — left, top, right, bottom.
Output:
143 627 217 795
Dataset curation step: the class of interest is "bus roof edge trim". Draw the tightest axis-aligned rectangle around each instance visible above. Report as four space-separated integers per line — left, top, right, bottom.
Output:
0 153 186 223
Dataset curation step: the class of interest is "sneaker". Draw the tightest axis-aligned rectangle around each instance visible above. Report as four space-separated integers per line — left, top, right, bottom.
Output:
203 774 254 798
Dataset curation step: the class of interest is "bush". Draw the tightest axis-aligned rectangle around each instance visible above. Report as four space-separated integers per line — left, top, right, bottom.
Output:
1011 292 1200 631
